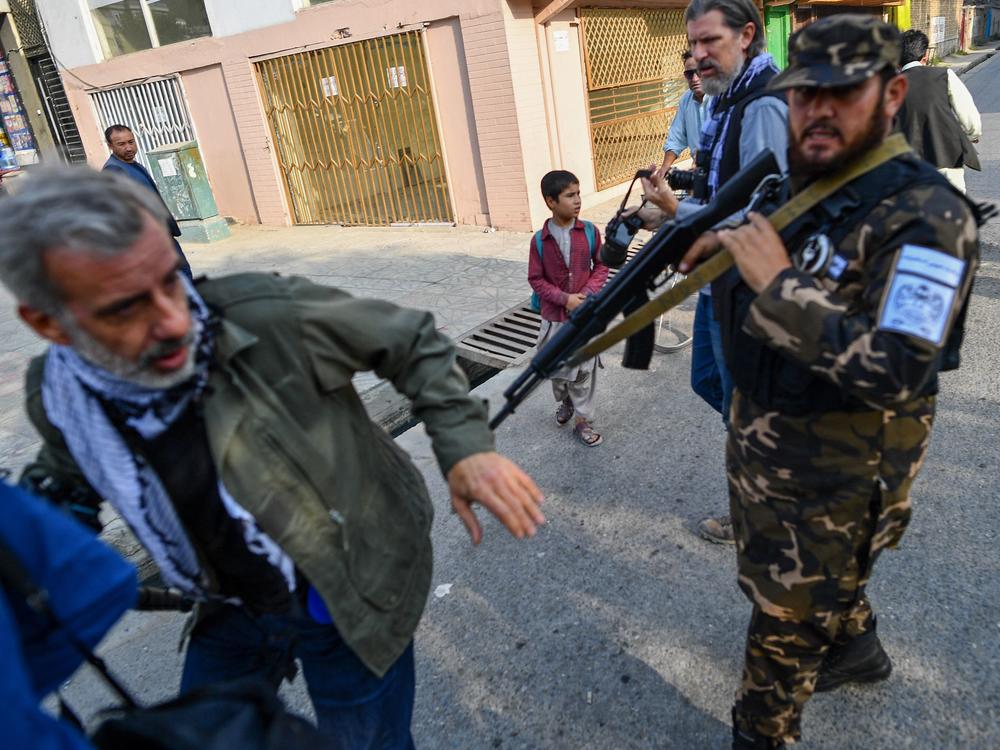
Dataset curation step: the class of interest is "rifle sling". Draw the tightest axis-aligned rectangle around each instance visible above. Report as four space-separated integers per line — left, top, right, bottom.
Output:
566 134 912 367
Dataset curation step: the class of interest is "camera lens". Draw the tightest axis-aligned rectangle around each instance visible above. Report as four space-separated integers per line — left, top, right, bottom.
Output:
666 169 695 192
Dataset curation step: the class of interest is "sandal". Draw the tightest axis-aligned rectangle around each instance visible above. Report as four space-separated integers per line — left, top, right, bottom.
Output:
555 398 574 427
574 420 603 447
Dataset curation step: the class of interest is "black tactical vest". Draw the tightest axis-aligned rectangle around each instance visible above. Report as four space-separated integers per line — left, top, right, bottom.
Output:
693 65 784 202
714 154 973 416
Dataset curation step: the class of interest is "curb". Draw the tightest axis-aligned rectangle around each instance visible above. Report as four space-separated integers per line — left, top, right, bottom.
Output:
955 45 1000 76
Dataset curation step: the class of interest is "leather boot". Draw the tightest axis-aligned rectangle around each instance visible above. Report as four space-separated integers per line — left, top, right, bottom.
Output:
731 709 786 750
815 624 892 693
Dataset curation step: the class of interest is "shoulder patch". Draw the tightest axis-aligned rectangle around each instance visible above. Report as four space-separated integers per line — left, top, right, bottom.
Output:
877 244 967 347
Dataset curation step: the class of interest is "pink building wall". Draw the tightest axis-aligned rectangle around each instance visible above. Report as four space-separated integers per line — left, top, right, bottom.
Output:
425 19 490 227
60 0 545 230
58 1 640 232
180 64 259 225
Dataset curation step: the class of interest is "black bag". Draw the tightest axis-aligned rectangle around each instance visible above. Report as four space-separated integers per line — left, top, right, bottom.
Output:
0 537 327 750
90 677 321 750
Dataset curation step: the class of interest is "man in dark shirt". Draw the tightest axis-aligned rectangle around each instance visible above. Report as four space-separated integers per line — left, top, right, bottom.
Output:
103 124 192 277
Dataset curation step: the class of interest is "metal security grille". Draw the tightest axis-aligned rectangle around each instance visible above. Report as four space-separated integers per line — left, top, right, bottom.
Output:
90 78 194 171
8 0 46 55
255 31 453 226
581 8 690 190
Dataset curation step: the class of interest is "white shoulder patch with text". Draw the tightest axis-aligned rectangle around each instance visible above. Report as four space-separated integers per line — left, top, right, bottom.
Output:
878 244 967 347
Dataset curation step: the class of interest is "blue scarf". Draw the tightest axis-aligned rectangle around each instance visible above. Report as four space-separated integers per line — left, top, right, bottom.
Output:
41 278 294 600
698 53 780 197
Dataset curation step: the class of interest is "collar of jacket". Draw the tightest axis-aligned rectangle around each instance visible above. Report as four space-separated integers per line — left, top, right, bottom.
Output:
213 317 258 365
540 217 584 240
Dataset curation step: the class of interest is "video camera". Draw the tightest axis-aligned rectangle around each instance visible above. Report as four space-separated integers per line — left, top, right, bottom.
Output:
602 166 710 268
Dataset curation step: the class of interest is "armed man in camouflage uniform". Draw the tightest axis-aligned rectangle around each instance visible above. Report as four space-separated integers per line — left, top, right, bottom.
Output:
675 16 982 749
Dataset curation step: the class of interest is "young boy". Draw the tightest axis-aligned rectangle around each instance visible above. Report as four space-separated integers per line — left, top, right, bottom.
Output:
528 170 609 446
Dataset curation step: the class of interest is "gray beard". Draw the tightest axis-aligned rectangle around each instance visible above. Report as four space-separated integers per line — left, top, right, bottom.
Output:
62 316 200 390
700 65 741 96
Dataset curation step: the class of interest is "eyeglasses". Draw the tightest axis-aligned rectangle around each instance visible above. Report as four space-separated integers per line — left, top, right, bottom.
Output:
683 69 700 81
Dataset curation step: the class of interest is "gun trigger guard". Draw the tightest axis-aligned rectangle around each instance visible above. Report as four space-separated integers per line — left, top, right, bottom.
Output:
746 174 784 215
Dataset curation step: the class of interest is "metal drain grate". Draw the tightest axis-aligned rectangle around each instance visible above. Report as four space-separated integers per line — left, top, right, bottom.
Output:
454 304 542 368
454 247 646 369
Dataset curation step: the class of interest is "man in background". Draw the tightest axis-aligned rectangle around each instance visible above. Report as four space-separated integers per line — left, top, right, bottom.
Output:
660 50 711 174
896 29 981 192
103 124 192 277
640 0 789 546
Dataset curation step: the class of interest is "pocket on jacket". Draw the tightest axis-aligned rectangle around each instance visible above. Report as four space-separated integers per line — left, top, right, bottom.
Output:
344 430 433 611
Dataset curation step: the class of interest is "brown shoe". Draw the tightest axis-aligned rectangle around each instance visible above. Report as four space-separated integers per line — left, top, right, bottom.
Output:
555 398 574 427
697 514 735 545
573 420 603 447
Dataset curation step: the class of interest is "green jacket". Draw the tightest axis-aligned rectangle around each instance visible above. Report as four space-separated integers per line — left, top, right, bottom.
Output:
21 273 495 676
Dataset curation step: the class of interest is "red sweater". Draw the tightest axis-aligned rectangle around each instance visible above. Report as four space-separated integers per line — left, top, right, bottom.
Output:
528 219 609 322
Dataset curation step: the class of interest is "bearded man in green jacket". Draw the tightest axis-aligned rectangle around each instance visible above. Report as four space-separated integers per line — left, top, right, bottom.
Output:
1 167 545 749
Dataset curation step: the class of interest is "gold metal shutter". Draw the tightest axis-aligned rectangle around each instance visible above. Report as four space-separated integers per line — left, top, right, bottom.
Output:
580 8 690 190
255 31 453 226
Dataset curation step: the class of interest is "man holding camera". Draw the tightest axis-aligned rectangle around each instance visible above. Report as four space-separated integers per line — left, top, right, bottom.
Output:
1 167 545 748
645 0 789 545
657 15 980 749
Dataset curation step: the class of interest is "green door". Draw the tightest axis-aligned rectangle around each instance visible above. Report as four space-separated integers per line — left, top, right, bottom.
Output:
765 6 792 70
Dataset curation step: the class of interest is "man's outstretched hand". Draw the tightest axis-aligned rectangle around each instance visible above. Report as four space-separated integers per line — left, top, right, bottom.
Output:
447 452 545 545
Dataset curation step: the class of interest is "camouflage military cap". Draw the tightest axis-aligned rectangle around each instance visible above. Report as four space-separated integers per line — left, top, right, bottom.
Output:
769 14 901 91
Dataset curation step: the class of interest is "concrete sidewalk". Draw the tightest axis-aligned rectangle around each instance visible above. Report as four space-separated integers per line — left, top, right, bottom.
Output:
939 40 1000 76
0 196 631 478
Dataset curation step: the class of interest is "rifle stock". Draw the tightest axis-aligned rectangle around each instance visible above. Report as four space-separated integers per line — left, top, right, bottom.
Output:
488 149 780 431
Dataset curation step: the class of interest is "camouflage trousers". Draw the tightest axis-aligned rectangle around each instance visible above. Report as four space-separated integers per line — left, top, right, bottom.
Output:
725 389 935 744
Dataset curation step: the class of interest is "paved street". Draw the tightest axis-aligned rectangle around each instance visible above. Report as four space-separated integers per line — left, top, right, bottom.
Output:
10 52 1000 749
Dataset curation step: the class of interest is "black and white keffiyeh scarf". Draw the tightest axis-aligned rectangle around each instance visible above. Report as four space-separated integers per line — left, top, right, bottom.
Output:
698 53 780 197
42 278 294 600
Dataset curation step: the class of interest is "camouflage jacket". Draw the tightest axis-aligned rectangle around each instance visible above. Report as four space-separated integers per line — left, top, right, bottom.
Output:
21 273 495 677
730 153 979 413
724 151 980 559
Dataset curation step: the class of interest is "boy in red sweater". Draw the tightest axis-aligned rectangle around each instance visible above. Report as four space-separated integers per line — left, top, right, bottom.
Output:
528 170 609 446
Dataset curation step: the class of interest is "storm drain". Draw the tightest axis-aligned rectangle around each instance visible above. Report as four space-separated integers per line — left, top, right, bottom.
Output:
454 247 641 369
455 304 542 369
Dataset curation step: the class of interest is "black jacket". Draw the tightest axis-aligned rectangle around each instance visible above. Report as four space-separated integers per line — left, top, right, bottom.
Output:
897 66 980 171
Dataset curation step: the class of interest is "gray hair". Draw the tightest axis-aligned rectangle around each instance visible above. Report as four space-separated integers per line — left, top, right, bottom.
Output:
685 0 767 57
0 166 170 313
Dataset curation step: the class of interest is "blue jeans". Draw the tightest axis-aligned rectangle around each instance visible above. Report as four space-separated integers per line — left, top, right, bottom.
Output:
180 605 416 750
690 292 733 426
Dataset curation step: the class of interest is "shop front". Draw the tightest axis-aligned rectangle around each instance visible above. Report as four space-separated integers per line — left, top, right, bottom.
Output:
0 55 37 167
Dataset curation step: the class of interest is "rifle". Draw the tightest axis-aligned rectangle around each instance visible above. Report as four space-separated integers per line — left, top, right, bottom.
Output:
489 150 780 430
